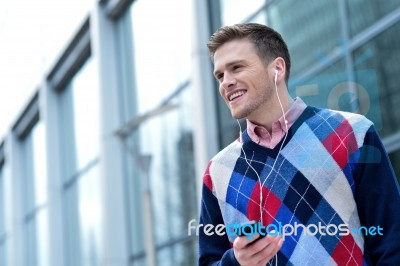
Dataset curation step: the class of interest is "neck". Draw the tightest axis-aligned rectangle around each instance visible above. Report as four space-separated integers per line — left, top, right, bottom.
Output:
248 87 293 132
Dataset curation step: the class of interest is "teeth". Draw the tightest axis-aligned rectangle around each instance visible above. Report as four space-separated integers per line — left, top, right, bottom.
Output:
229 91 245 101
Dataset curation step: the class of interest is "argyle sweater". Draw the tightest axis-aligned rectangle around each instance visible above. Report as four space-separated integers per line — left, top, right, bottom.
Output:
199 106 400 266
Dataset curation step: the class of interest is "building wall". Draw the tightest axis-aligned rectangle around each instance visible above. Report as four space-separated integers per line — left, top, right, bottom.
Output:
0 0 399 265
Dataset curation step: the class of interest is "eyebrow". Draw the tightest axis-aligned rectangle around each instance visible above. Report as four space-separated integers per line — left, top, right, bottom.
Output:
213 59 247 78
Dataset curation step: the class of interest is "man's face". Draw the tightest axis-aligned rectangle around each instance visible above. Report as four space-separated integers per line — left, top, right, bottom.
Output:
213 38 274 121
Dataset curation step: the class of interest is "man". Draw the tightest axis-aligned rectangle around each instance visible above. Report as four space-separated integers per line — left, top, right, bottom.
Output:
198 23 400 265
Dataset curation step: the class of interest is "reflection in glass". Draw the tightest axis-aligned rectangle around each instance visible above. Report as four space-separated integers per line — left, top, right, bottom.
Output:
157 238 197 266
0 238 5 266
22 122 48 210
0 0 93 118
131 86 197 264
58 56 102 266
128 0 196 264
268 0 342 76
20 121 49 266
36 209 49 266
291 60 348 111
0 166 6 266
0 167 4 234
347 0 400 37
221 0 265 25
70 58 100 170
243 7 267 24
130 257 145 266
130 0 192 113
32 123 48 206
78 165 102 266
353 22 400 138
63 184 81 266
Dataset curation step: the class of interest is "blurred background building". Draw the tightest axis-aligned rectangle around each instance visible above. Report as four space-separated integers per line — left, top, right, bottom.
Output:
0 0 399 265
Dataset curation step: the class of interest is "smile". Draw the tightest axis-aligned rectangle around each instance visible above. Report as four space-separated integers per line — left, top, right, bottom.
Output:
229 90 246 101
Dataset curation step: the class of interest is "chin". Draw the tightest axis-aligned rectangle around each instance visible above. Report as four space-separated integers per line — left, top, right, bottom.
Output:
230 110 247 120
229 104 256 119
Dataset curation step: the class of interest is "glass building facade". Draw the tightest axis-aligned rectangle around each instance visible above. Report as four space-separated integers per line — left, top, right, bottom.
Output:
0 0 399 265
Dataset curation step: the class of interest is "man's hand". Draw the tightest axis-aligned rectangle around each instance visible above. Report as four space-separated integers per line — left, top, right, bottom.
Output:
233 233 283 266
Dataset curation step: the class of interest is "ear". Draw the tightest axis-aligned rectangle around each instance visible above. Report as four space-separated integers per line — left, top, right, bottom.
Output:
271 57 286 82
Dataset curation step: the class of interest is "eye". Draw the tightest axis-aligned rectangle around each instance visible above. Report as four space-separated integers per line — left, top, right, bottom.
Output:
216 73 224 81
232 65 242 71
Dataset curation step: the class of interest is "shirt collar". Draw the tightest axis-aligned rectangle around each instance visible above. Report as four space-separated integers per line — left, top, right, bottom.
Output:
246 97 307 135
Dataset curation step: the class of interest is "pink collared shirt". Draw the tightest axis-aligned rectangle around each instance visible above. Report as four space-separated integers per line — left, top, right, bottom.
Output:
246 97 307 149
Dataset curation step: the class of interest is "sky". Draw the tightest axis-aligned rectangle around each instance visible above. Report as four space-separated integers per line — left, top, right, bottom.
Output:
0 0 92 140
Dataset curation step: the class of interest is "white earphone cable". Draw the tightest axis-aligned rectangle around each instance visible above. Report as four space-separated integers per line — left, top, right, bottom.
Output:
236 70 288 266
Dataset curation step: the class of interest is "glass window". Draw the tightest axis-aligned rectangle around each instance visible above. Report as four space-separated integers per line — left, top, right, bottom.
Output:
131 86 196 265
0 161 10 266
32 122 48 206
157 238 197 266
128 1 197 264
58 56 100 175
347 0 400 37
77 165 102 266
0 0 92 77
22 122 47 211
69 58 100 170
0 237 5 266
63 184 81 266
268 0 342 77
0 166 4 234
20 121 49 266
36 209 49 266
244 7 267 24
0 165 6 266
292 59 348 111
58 57 102 266
130 257 145 266
353 22 400 137
115 8 143 260
0 0 93 137
220 0 265 25
130 0 192 113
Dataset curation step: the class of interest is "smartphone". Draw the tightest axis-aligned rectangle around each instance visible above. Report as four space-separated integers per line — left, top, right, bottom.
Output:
236 221 266 239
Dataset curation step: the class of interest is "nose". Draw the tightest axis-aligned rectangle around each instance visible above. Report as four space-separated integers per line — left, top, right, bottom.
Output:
220 72 236 90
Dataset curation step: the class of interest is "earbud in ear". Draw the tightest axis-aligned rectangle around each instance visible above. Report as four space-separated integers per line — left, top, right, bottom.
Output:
274 69 278 83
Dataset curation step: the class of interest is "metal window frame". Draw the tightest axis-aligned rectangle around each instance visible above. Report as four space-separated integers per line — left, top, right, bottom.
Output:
292 5 400 85
47 17 91 92
11 91 40 141
0 142 4 168
103 0 135 20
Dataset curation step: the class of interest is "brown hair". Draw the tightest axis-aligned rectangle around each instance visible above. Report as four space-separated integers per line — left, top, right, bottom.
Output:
207 23 291 83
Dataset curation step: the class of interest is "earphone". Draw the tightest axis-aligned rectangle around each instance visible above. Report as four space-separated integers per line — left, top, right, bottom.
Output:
236 67 289 265
275 69 288 125
237 72 288 221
